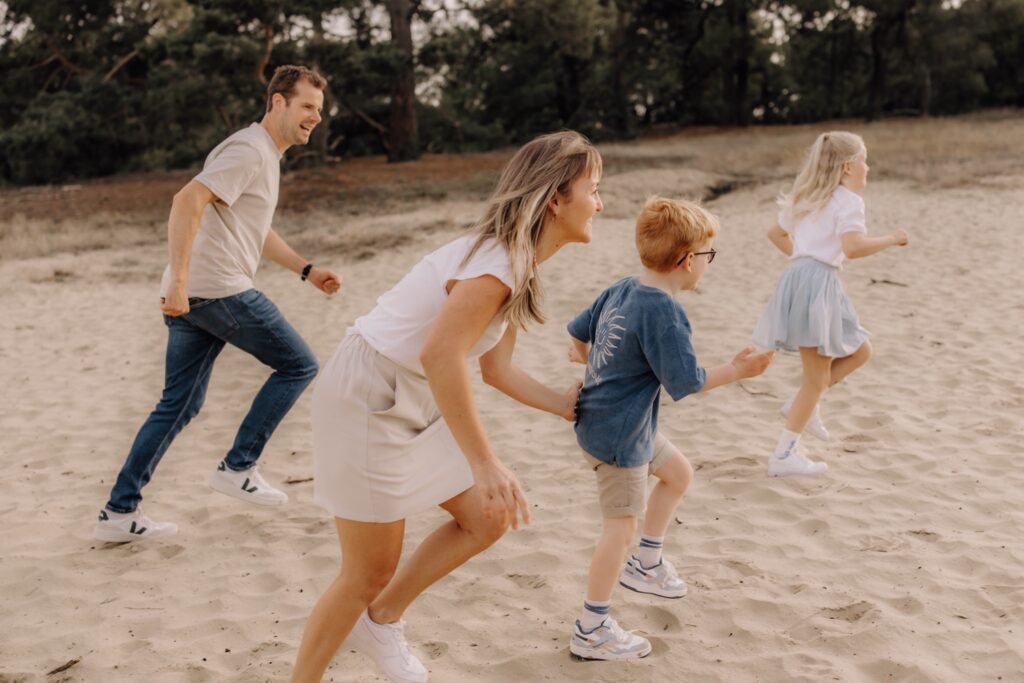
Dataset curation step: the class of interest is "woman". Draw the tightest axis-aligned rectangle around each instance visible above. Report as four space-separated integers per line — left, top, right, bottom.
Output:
291 131 604 682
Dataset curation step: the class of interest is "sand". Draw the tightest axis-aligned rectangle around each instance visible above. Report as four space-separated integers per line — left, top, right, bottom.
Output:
1 119 1023 682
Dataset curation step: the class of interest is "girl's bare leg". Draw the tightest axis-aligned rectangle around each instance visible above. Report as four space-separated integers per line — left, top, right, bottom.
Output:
785 347 833 433
829 340 872 386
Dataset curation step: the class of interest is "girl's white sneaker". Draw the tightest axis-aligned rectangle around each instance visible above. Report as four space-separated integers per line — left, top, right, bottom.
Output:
769 444 828 477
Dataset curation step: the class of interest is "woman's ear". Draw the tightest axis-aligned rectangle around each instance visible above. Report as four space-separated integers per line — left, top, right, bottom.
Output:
547 193 560 215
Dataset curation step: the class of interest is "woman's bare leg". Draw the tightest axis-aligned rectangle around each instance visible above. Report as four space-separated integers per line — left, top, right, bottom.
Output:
369 485 509 624
290 518 405 683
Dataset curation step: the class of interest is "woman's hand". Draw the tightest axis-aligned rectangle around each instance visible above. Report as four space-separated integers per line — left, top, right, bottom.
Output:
558 381 582 422
471 459 531 530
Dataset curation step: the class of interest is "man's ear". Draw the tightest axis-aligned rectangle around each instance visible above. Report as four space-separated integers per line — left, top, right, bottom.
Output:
271 92 287 112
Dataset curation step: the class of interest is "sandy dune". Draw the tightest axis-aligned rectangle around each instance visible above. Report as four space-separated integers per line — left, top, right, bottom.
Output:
2 119 1023 682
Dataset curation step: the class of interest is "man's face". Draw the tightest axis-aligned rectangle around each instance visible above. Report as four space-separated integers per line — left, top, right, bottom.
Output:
275 80 324 146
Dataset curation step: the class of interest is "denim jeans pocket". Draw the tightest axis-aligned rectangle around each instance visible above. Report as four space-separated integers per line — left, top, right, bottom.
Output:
185 300 240 339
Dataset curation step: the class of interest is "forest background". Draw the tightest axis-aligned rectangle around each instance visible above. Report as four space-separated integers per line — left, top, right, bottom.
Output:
1 0 1022 186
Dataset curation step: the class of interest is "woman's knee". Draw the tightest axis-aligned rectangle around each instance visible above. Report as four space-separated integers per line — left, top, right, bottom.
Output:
464 512 510 548
341 563 397 604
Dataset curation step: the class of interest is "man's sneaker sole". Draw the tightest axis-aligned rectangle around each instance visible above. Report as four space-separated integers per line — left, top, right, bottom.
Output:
93 523 178 543
208 474 287 506
569 641 653 661
618 577 688 599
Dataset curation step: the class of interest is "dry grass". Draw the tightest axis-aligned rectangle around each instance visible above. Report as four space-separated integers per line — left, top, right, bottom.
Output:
1 110 1021 262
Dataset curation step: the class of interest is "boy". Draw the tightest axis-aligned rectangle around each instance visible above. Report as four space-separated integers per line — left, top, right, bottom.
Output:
566 196 773 660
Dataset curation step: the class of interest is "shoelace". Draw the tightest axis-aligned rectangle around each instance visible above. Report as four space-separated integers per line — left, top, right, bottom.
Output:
382 619 413 660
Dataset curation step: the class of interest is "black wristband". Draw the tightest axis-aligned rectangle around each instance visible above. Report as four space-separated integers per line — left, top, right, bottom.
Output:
300 263 313 281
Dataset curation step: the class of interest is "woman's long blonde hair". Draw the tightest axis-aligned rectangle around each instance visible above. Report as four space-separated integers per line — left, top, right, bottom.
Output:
464 130 602 329
779 131 865 221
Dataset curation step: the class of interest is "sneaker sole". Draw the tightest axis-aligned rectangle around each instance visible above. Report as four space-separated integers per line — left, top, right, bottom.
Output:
618 578 687 599
208 477 287 506
768 467 829 477
93 526 177 543
570 642 653 661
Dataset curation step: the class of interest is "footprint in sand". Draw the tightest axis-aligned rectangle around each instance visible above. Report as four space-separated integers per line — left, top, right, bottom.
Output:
821 601 873 622
506 573 547 589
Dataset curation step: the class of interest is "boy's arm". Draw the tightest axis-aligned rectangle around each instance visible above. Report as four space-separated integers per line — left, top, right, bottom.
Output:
699 346 774 393
767 223 793 256
568 336 590 364
479 326 580 421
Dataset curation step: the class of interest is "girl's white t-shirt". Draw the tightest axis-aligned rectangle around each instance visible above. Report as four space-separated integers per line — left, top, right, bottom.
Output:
779 185 867 268
353 234 515 375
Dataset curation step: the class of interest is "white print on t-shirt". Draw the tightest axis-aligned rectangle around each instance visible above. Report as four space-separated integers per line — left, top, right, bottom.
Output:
588 306 625 385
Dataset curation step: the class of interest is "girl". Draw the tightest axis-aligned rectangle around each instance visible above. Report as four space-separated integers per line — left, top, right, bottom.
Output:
291 131 603 683
752 131 908 477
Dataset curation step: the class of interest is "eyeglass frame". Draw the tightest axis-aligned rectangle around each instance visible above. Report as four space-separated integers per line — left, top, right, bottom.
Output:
676 248 717 267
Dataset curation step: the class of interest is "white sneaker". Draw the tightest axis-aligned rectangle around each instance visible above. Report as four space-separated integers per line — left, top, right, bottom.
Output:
570 616 652 661
619 555 688 599
208 461 288 506
769 443 828 477
346 609 428 683
93 508 178 543
781 395 831 441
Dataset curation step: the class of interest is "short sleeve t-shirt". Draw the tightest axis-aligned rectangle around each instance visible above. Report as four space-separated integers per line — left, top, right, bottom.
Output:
160 123 283 298
353 234 515 375
778 186 867 268
567 278 707 467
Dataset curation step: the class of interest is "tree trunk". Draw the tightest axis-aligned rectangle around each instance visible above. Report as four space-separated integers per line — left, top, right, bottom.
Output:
385 0 419 162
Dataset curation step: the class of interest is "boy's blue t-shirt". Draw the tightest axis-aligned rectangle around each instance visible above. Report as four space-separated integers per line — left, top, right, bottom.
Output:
568 277 706 467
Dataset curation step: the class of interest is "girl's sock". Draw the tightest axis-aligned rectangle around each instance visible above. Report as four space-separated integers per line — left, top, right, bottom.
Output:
636 535 664 569
773 429 801 459
579 599 611 631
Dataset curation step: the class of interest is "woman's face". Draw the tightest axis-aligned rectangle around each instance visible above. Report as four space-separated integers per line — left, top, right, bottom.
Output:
552 170 603 244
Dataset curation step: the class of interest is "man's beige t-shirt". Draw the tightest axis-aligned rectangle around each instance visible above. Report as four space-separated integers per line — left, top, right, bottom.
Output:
160 123 283 299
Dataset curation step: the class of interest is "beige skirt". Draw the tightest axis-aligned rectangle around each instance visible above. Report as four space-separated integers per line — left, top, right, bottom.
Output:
312 333 473 522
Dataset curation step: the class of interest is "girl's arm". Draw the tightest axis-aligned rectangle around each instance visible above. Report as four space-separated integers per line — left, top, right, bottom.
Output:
479 326 580 421
767 223 793 256
842 229 909 259
420 275 530 528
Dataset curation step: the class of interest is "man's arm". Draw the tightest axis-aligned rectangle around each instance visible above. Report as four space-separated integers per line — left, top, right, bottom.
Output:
162 180 217 317
263 228 342 295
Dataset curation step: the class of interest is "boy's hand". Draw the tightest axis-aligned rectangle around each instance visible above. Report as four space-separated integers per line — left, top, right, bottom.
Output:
568 339 588 364
559 380 583 422
731 346 774 379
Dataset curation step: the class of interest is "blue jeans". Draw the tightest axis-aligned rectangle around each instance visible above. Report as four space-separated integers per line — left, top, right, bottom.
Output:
105 289 319 513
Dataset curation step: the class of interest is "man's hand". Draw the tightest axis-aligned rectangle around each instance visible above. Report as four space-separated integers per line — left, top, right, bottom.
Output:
160 286 190 317
730 346 775 380
308 267 342 295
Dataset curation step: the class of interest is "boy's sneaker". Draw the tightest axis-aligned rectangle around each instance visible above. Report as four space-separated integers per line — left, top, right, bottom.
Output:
781 396 830 441
768 445 828 477
208 461 288 506
93 509 178 543
345 609 428 683
619 555 688 599
570 617 652 661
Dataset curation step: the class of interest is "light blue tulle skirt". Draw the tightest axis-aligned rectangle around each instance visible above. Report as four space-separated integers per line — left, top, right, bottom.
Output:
752 257 870 358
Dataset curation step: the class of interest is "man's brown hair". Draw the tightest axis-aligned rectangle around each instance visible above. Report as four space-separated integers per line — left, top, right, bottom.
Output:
265 65 326 112
635 196 719 272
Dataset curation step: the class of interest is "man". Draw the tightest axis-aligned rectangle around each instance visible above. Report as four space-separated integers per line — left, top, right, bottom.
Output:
94 65 341 543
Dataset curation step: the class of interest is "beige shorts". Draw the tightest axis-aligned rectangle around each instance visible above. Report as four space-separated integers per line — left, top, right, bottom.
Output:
582 433 679 518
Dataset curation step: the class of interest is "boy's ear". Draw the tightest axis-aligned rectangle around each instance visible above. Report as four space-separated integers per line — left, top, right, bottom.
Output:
678 253 693 272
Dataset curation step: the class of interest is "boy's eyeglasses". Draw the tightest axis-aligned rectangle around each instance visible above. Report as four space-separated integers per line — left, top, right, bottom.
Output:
676 248 717 266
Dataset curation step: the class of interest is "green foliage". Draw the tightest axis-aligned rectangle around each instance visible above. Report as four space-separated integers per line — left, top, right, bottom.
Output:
0 0 1021 184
